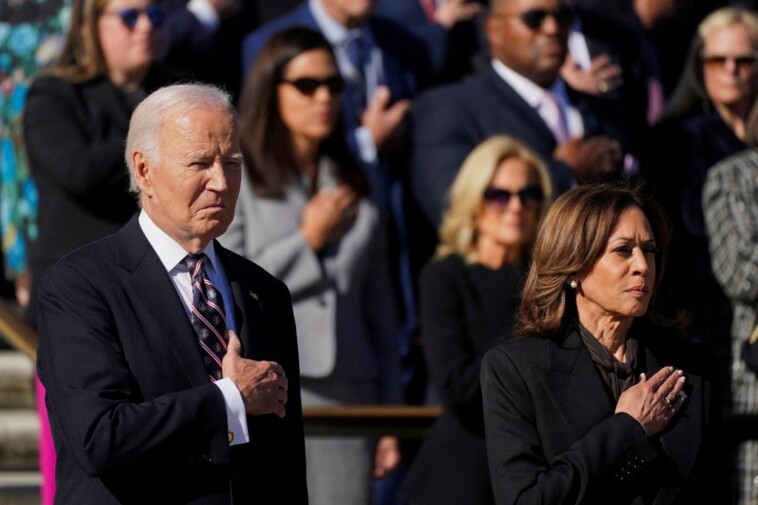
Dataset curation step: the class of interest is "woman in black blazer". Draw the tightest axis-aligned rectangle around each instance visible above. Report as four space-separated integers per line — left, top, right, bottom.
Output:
22 0 180 326
481 183 727 504
401 135 553 505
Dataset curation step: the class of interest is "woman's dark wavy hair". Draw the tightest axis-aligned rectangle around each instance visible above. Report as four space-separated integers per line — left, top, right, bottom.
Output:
516 182 676 339
237 27 366 198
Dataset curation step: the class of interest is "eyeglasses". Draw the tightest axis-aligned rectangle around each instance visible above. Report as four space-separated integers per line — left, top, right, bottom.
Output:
102 5 166 29
483 186 544 210
280 75 345 96
701 53 758 73
502 6 575 31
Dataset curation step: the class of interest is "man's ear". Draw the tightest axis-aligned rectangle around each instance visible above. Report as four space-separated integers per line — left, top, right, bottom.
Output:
132 151 152 197
485 12 502 49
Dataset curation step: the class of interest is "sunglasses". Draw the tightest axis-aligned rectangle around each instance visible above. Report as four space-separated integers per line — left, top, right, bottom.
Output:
483 186 544 210
280 75 345 96
701 54 758 73
511 6 575 30
102 5 166 29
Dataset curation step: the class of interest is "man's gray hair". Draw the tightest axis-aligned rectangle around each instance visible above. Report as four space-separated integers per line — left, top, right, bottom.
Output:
125 83 237 197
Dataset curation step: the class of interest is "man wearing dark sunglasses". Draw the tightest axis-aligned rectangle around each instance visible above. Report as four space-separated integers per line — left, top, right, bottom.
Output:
409 0 630 231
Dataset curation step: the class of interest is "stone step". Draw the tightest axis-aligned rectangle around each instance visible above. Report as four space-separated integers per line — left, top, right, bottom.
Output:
0 410 39 471
0 471 41 505
0 351 34 410
0 351 40 473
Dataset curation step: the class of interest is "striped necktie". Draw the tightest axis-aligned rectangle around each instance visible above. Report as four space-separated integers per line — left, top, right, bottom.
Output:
184 254 228 381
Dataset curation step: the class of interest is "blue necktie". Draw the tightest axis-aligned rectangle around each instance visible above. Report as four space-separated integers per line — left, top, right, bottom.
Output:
184 254 228 381
345 31 368 107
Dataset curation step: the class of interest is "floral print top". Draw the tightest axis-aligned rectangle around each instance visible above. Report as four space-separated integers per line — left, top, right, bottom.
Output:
0 0 71 277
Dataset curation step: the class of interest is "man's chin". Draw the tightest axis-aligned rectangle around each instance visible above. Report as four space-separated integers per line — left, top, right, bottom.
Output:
195 217 232 240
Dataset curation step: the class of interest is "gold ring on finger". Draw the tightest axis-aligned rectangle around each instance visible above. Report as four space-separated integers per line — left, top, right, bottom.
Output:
597 80 609 94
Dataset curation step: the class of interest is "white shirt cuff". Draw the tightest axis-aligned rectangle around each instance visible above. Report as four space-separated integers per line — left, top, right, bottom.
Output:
187 0 220 31
355 126 378 164
214 377 250 445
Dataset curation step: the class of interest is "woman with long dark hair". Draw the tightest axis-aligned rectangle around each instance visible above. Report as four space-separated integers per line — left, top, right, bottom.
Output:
221 27 403 505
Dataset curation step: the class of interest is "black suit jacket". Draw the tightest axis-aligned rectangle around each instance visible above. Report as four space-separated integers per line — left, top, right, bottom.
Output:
481 324 726 505
571 4 651 158
408 65 606 228
36 217 308 504
22 72 182 326
401 255 522 505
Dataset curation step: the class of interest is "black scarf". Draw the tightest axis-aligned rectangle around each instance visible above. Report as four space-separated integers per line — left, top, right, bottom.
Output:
577 321 638 401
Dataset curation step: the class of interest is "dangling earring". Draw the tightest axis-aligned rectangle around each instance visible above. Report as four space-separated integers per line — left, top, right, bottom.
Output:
569 280 577 289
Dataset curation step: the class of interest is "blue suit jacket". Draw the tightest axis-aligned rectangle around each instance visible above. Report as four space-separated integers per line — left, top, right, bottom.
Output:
409 65 607 227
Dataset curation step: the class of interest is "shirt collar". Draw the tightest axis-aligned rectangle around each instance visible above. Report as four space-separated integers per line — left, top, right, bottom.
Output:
310 0 374 47
310 0 350 44
138 211 220 274
490 58 568 108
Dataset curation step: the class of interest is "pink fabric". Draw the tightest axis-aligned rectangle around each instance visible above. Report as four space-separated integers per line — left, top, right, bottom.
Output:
647 77 665 126
539 91 569 143
35 375 55 505
419 0 436 21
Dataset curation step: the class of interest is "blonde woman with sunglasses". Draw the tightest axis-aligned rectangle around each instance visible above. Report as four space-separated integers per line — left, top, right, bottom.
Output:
400 135 552 505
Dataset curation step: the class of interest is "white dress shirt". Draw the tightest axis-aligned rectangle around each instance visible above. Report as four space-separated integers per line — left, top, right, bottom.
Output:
491 58 585 139
138 211 250 446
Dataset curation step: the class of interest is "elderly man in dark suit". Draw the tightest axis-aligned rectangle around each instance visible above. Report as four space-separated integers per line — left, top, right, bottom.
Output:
409 0 629 230
36 83 307 505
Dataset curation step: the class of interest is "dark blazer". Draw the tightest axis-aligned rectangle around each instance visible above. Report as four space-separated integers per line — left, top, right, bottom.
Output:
373 0 488 85
400 255 523 505
571 4 651 158
481 324 726 505
650 113 742 349
36 216 308 504
23 75 145 326
408 65 606 228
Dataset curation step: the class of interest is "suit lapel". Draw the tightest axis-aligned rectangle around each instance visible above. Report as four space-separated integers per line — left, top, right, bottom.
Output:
215 245 272 361
545 329 616 436
115 218 209 385
483 67 559 155
541 326 702 478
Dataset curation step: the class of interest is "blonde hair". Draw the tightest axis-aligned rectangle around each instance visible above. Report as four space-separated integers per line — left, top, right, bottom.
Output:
435 135 553 263
665 7 758 119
